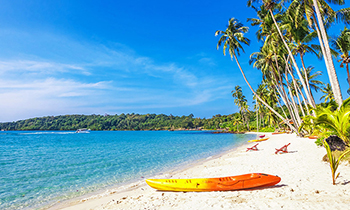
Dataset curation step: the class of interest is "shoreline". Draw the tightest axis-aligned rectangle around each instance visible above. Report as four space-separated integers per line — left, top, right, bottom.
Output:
47 132 259 210
52 132 350 209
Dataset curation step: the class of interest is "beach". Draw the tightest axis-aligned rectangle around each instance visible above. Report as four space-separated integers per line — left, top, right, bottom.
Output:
53 133 350 210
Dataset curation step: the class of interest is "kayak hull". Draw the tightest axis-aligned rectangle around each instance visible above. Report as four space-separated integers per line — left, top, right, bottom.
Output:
272 132 285 135
145 173 281 192
248 137 269 143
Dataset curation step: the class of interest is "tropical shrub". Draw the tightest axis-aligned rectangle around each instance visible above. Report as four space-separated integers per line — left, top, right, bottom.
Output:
314 98 350 144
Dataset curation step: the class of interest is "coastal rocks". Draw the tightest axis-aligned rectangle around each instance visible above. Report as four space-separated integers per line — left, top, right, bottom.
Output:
325 135 347 151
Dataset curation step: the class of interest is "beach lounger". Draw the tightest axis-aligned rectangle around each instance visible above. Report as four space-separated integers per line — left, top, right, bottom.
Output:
275 143 291 154
246 143 259 152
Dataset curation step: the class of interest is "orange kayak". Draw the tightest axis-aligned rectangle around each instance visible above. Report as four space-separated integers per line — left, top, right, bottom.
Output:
145 173 281 192
248 137 269 143
272 132 285 135
308 135 319 139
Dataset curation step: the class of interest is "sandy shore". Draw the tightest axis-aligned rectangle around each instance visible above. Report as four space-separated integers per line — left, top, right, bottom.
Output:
52 133 350 210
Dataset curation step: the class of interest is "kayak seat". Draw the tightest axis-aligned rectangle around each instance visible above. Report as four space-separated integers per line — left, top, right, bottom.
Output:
246 143 259 152
275 143 291 154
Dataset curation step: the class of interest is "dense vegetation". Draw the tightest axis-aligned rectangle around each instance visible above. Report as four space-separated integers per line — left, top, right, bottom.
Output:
0 112 275 131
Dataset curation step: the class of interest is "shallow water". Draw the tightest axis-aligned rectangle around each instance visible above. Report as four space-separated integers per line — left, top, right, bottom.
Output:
0 130 255 209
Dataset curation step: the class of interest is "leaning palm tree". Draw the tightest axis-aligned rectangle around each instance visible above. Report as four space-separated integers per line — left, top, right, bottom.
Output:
331 26 350 94
296 0 349 106
283 3 322 107
215 17 297 132
247 0 316 109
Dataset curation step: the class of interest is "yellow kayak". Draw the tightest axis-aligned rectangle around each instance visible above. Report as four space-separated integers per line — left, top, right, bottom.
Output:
248 137 269 143
145 173 281 192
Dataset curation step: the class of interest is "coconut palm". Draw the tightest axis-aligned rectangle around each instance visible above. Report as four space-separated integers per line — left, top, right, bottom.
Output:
215 17 297 132
253 84 269 127
283 3 322 107
320 83 335 103
250 43 303 128
232 115 243 132
247 0 316 108
297 0 350 106
331 26 350 94
300 66 324 103
302 67 324 92
232 86 244 107
232 86 250 130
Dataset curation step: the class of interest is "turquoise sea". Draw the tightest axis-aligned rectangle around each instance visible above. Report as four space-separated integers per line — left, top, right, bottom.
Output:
0 131 256 210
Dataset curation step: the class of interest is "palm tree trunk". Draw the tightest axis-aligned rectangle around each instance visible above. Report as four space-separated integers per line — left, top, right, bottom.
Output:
274 83 299 131
284 69 300 119
273 91 289 120
300 54 316 107
312 0 343 106
232 54 297 133
296 80 311 112
346 63 350 89
285 68 306 117
284 55 310 115
312 12 331 75
285 73 302 127
269 9 315 109
273 53 302 127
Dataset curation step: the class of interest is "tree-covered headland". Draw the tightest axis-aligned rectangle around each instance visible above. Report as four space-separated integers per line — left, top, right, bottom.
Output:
0 112 266 131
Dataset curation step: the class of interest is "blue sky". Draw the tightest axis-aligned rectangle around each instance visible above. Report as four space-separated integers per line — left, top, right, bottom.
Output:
0 0 349 122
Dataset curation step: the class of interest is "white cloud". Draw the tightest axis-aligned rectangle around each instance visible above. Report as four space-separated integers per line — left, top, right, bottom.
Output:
0 60 89 76
0 29 237 122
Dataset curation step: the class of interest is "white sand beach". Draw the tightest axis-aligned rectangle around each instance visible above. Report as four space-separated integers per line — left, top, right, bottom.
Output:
53 133 350 210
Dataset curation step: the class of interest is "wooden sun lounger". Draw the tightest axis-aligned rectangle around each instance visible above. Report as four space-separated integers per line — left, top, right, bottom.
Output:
275 143 291 154
246 143 259 152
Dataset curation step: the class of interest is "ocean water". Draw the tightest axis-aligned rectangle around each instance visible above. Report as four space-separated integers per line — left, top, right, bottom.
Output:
0 131 256 210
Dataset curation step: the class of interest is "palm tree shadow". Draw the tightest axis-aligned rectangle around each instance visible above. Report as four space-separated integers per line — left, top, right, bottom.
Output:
341 180 350 185
155 184 287 193
240 184 287 191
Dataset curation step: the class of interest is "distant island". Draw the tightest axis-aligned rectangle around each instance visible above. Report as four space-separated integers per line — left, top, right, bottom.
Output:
0 112 270 132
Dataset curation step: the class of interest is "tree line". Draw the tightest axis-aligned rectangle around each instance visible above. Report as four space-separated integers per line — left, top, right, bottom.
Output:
0 112 266 131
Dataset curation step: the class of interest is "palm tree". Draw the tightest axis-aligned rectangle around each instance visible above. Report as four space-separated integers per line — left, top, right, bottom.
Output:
215 17 297 132
250 43 303 127
232 86 250 131
320 83 335 103
299 0 349 106
232 114 243 132
247 0 316 109
232 86 244 107
331 26 350 94
253 84 269 128
301 66 324 102
283 3 322 107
